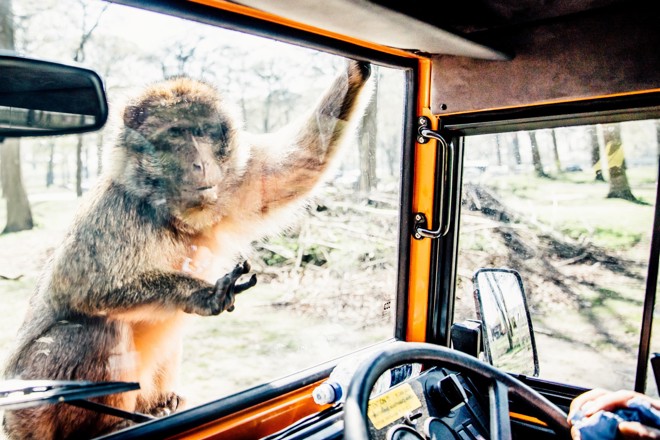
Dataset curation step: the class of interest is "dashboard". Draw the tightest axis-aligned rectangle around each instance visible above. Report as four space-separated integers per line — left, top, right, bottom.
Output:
264 367 489 440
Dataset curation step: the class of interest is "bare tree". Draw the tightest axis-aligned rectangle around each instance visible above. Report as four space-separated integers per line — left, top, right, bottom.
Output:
358 71 378 193
0 0 34 233
72 0 108 197
254 59 300 132
495 134 503 166
160 37 205 79
603 124 637 202
511 132 522 166
589 126 606 182
529 131 548 178
550 129 562 173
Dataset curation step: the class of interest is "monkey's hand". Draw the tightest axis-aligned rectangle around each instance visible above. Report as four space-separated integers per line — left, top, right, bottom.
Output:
348 59 371 83
186 261 257 316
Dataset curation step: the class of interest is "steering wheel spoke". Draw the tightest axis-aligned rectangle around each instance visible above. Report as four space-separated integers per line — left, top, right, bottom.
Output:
489 380 512 440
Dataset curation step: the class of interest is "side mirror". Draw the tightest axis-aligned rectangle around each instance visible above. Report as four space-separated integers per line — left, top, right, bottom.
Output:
473 268 539 376
0 53 108 138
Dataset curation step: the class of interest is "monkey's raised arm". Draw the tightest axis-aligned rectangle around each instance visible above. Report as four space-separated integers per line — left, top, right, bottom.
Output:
236 60 371 218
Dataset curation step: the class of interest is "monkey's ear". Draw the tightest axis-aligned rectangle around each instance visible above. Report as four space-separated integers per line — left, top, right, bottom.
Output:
123 103 149 130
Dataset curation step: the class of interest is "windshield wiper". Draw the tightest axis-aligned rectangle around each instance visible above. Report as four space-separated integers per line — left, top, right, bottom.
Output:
0 380 155 423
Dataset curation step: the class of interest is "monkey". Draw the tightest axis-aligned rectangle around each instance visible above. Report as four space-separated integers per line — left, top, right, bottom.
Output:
2 59 371 440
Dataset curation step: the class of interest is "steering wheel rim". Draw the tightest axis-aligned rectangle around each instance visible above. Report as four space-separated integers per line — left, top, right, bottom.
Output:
343 341 570 440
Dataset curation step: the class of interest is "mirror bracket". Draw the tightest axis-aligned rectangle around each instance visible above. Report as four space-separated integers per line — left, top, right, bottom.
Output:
450 320 482 358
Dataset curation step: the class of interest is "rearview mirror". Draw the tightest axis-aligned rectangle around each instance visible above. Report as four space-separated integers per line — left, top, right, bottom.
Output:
473 268 539 376
0 54 108 138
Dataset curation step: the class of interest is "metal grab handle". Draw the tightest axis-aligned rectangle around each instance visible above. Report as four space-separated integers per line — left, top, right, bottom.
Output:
414 117 454 239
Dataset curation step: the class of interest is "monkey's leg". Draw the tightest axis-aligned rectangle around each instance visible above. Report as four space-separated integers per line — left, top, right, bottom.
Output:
138 340 187 417
141 391 186 417
3 318 139 440
185 261 257 316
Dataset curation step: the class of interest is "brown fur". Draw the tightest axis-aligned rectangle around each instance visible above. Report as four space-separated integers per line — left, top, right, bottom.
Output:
2 60 370 439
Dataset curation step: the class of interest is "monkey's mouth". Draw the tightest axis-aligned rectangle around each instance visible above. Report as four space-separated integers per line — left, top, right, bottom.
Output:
183 185 218 207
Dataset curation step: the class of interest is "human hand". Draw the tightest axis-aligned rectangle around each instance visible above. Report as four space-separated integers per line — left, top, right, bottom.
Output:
568 389 660 439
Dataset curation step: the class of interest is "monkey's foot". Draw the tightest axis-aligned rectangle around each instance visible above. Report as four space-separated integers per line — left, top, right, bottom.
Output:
149 392 186 417
188 261 257 316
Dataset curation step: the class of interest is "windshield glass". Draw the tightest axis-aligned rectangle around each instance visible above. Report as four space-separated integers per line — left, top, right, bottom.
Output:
0 0 406 436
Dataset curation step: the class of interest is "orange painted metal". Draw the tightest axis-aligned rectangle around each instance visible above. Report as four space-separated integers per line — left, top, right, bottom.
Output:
438 88 660 117
406 58 437 342
510 412 549 427
169 382 330 439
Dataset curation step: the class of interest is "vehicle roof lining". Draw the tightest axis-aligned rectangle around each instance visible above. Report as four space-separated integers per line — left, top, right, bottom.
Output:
230 0 508 60
432 2 660 115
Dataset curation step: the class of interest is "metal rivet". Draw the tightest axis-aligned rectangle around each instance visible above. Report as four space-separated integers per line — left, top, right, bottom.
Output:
415 214 422 221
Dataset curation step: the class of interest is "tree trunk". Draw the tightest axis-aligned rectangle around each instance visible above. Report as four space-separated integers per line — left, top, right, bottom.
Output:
47 142 55 187
1 139 34 233
589 126 606 181
551 129 562 173
529 131 548 178
0 0 33 233
495 134 503 166
76 134 83 197
603 124 636 201
358 72 378 193
512 133 522 166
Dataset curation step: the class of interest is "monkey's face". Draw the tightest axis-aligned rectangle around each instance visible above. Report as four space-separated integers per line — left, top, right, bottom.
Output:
119 78 243 224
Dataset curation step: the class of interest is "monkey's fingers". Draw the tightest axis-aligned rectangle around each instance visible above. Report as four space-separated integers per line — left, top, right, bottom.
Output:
233 274 257 295
225 275 257 313
348 60 371 82
227 261 250 281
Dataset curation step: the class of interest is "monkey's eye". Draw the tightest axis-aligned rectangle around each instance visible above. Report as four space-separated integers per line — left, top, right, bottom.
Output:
191 126 205 137
209 126 227 143
168 127 186 137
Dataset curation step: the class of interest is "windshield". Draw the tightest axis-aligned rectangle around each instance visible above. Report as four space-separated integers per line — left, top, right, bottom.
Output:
0 0 406 436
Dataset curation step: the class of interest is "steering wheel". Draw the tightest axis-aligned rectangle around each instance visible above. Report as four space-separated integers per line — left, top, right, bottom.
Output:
343 342 570 440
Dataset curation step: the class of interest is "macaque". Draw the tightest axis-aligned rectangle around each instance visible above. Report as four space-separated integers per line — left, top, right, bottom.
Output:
2 60 371 439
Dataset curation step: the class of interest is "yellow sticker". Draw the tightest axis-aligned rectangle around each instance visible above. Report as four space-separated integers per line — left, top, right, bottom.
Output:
367 383 422 430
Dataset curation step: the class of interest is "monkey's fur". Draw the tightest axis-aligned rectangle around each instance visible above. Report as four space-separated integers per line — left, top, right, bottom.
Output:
2 60 371 439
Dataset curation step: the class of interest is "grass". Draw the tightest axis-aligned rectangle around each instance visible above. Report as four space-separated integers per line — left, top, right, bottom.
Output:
458 165 659 394
490 171 655 253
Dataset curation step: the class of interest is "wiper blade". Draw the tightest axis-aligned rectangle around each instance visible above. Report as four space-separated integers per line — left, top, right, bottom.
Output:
0 380 140 410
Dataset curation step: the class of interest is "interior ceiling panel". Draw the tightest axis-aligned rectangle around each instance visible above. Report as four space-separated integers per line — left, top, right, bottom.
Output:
230 0 508 60
369 0 627 33
231 0 630 57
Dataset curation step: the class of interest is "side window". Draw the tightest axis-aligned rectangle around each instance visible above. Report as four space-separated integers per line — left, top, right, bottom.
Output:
0 0 406 413
455 120 659 392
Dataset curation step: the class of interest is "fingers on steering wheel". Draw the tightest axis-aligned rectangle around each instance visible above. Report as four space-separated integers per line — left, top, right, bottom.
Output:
568 388 610 422
619 421 660 439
